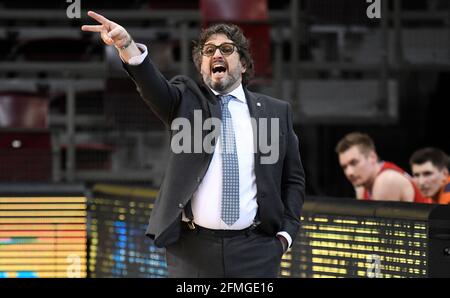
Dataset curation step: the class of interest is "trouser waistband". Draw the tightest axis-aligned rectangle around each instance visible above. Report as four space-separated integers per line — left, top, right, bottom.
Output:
182 221 261 237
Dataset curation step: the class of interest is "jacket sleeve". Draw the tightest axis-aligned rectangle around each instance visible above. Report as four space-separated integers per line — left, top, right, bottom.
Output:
122 54 182 127
280 102 306 242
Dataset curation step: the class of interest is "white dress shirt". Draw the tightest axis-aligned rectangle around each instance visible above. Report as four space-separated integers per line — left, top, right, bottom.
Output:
191 85 258 230
125 43 292 247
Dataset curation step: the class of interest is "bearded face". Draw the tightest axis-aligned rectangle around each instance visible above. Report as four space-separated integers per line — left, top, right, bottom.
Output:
199 34 246 94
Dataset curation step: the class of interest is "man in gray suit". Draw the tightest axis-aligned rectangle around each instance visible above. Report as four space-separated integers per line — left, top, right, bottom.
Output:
82 11 305 278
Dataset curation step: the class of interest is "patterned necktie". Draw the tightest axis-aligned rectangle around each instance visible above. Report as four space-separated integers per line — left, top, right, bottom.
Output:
219 95 240 225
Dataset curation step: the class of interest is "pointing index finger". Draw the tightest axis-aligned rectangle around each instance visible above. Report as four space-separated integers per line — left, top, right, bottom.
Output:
87 11 111 26
81 25 103 33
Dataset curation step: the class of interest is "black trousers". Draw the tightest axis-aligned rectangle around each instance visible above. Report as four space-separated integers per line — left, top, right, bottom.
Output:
165 224 285 278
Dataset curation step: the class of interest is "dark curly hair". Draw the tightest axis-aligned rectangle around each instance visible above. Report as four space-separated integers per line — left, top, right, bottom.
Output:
192 23 254 85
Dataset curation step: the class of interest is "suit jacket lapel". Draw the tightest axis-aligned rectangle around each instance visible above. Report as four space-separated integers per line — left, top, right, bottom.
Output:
198 83 221 121
246 88 267 117
199 84 221 152
206 96 221 121
244 88 264 163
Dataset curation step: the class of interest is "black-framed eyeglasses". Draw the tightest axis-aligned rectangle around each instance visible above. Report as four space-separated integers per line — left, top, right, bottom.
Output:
201 43 237 57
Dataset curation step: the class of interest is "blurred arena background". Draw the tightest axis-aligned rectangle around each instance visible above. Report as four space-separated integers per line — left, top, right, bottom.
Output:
0 0 449 278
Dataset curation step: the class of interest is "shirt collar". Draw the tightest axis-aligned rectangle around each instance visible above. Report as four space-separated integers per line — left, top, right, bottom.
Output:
210 84 246 104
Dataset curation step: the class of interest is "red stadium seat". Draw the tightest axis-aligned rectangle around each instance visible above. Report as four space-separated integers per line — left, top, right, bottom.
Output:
0 92 51 181
0 91 49 129
0 131 52 181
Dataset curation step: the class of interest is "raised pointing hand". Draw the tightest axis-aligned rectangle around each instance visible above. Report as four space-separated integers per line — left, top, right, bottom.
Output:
81 11 131 49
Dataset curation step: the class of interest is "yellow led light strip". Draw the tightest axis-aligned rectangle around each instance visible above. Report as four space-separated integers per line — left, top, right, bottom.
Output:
2 244 88 251
0 258 87 265
0 211 87 217
0 239 87 245
0 218 86 223
0 195 88 278
0 244 86 251
0 224 86 231
0 231 86 237
0 265 88 271
0 204 86 210
0 251 86 258
0 197 86 203
1 271 87 278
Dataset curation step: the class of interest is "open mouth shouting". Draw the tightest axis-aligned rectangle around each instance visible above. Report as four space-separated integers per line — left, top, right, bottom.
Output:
211 61 227 81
